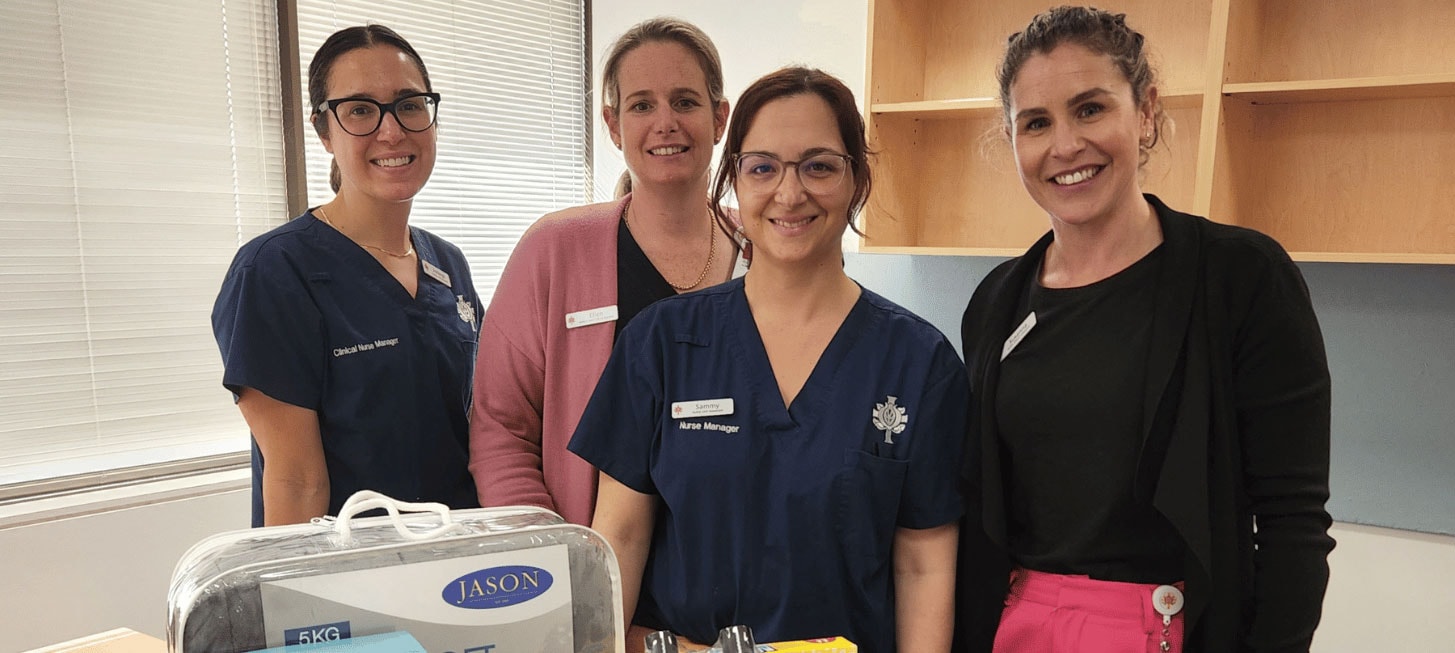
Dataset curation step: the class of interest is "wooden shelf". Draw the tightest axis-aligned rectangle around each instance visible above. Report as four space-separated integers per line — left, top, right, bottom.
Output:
871 89 1203 117
1287 252 1455 265
1223 0 1455 84
1210 95 1455 260
859 245 1025 258
1224 74 1455 104
861 0 1455 263
870 98 998 117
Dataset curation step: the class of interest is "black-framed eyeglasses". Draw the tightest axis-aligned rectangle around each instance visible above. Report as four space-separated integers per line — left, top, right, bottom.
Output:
732 151 853 195
316 92 441 137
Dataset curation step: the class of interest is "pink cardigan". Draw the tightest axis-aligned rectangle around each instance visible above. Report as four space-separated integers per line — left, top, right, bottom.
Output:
468 197 628 526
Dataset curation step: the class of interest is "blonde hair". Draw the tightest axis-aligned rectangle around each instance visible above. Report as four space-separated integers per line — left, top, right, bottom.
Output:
601 17 726 112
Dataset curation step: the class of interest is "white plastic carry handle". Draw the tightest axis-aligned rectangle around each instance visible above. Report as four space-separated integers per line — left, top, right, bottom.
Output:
332 489 465 541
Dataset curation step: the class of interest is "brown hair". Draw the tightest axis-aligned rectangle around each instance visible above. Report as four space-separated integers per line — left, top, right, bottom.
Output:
710 67 871 236
997 6 1168 166
601 17 726 196
307 25 432 192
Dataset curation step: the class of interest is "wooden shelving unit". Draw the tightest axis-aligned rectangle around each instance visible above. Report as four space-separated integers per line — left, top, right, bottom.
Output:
861 0 1455 264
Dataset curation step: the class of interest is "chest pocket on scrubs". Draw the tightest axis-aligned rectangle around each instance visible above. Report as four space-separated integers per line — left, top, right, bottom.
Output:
833 449 908 564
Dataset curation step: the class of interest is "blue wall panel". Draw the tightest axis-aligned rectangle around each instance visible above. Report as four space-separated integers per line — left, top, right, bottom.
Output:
846 253 1455 535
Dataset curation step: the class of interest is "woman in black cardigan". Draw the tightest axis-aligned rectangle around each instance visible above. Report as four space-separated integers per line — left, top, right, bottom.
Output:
954 7 1334 653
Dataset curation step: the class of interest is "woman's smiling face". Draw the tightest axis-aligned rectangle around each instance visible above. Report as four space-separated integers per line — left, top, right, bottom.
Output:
1007 42 1156 231
605 40 727 191
735 93 854 269
318 46 437 205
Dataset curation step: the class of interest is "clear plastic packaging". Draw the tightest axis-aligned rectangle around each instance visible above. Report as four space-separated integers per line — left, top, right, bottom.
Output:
166 491 623 653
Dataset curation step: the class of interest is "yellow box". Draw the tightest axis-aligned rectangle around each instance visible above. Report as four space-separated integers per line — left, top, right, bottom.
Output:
758 636 857 652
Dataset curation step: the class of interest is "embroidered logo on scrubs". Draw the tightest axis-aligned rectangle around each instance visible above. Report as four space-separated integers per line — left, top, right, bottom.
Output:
456 295 477 329
872 396 908 444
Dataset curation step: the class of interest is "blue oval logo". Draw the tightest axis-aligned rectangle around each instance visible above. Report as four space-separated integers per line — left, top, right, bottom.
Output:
443 565 554 609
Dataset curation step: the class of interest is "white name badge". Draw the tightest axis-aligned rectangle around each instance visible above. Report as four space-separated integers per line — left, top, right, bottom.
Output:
421 259 451 287
1001 311 1037 361
671 398 734 419
565 305 618 329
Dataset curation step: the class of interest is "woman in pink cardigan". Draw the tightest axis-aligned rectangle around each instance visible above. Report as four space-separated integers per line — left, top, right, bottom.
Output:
468 17 743 525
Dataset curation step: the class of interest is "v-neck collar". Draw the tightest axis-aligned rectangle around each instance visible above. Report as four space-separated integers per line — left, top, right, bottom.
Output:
726 279 872 431
309 211 433 307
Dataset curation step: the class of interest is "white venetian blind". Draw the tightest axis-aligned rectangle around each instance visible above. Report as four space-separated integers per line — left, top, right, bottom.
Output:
0 0 284 485
297 0 590 304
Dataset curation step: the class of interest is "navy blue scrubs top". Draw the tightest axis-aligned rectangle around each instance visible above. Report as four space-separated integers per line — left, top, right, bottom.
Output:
568 278 967 652
212 211 482 526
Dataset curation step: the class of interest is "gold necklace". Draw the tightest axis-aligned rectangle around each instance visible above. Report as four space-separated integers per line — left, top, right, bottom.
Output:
315 207 415 259
624 199 716 291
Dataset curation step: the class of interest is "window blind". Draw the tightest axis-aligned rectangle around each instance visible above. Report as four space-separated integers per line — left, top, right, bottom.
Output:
296 0 590 304
0 0 284 486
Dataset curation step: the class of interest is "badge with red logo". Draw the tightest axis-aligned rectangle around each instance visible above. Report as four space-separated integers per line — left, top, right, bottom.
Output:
1152 584 1184 616
670 399 733 419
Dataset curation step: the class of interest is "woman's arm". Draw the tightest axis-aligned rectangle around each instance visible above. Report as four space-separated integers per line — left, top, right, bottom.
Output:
591 472 666 653
237 387 329 525
468 221 566 514
592 472 659 639
894 522 959 653
1228 245 1335 650
469 316 555 511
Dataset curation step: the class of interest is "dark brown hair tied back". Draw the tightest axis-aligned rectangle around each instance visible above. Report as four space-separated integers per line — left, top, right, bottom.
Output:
997 6 1169 165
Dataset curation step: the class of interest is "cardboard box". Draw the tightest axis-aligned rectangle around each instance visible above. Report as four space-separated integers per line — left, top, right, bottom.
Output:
25 628 165 653
759 636 857 652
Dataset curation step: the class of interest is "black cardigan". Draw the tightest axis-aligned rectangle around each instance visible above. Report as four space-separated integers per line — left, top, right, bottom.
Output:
953 196 1335 652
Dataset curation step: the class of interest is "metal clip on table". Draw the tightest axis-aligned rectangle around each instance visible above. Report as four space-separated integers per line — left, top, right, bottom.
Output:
644 630 679 653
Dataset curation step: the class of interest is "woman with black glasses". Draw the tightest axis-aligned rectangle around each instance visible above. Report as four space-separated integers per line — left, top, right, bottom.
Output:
212 25 481 526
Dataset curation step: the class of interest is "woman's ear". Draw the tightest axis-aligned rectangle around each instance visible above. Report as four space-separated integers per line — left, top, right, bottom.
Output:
1140 86 1160 136
713 100 730 144
603 105 622 149
313 113 335 154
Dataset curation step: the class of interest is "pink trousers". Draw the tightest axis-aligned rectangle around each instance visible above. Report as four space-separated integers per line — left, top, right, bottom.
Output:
992 569 1185 653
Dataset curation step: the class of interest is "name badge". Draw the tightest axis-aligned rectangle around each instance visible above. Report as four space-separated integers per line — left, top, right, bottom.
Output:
421 259 451 287
565 305 618 329
1001 311 1036 361
1152 585 1184 616
671 398 734 419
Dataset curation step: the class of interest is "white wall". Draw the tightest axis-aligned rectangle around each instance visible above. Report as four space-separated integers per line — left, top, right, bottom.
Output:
1 476 250 652
2 3 1448 651
1315 523 1455 651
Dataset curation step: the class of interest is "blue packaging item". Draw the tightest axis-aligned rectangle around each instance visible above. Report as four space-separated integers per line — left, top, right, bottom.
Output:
256 630 425 652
